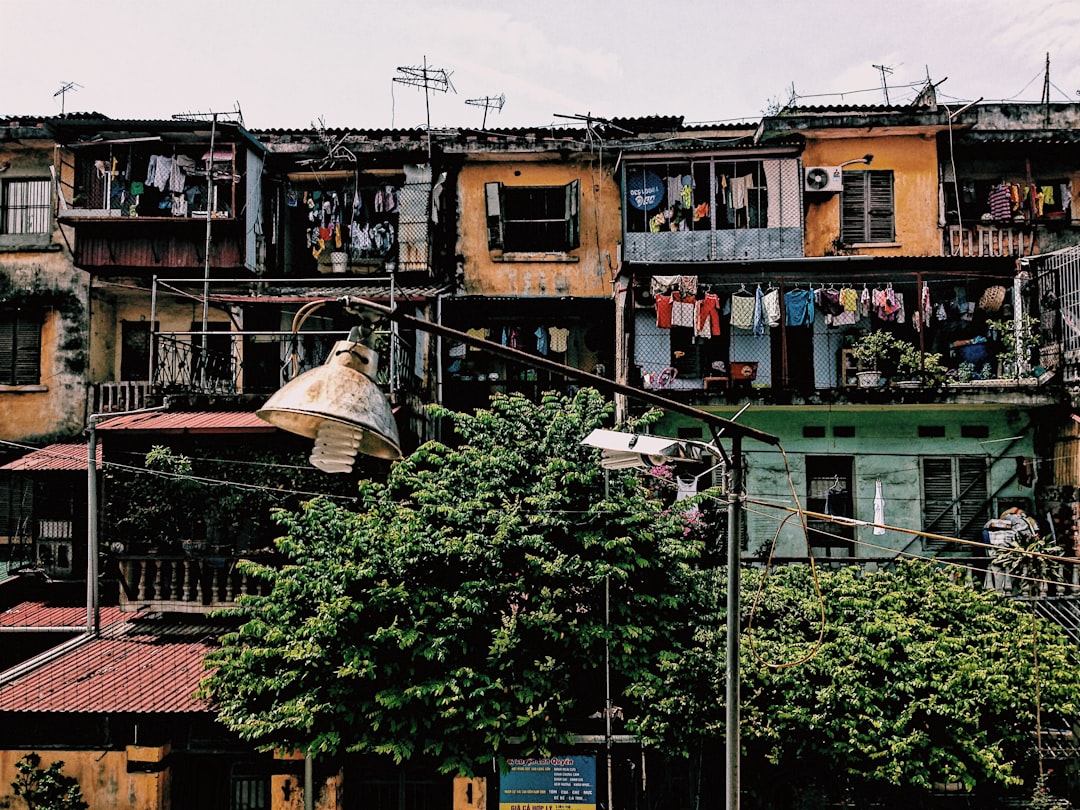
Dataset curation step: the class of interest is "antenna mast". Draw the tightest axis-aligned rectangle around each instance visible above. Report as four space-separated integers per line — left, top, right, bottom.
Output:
465 94 506 129
872 64 894 104
53 81 82 115
393 57 455 159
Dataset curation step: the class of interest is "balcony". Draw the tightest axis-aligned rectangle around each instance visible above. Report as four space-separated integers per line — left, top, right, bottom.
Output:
114 553 273 614
621 157 805 264
945 222 1037 258
629 270 1060 401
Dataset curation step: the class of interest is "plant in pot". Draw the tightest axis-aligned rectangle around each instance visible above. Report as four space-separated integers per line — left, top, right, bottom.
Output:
988 313 1041 379
851 331 946 388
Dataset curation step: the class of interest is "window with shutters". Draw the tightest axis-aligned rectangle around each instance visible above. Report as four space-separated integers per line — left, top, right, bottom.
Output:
840 170 895 244
921 456 989 551
0 308 42 387
485 180 580 253
1 178 52 248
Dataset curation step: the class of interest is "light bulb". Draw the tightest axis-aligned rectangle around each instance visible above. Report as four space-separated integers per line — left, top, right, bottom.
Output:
310 420 363 474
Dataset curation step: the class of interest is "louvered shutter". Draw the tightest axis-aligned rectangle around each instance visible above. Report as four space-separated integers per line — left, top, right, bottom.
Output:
841 171 894 243
564 178 580 250
956 456 990 539
922 457 957 536
484 182 504 250
866 171 895 242
14 314 40 385
0 314 13 385
840 172 868 243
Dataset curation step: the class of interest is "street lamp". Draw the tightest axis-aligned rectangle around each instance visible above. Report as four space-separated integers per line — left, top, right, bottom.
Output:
256 296 779 810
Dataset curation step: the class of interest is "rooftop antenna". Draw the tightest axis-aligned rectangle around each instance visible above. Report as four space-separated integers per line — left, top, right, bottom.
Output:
872 63 894 104
553 112 634 149
393 57 455 159
53 81 82 115
465 94 506 129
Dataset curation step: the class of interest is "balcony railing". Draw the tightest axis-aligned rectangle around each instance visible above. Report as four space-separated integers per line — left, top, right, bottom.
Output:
945 223 1037 258
115 554 273 614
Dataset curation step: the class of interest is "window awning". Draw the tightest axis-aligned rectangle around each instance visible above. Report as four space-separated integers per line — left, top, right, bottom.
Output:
95 411 276 435
0 442 100 472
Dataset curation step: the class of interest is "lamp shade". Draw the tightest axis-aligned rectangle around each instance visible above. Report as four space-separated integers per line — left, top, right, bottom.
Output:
257 338 402 465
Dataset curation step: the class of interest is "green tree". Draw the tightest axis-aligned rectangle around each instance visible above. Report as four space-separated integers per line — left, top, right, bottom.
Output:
633 561 1080 806
6 753 87 810
202 389 702 773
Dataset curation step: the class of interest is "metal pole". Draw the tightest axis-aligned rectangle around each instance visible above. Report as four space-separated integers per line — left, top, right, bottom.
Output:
86 417 99 635
200 114 217 389
725 434 743 810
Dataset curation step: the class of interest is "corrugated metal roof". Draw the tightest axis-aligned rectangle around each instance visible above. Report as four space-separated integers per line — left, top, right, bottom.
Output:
0 443 100 472
96 411 275 434
0 617 223 713
0 600 125 629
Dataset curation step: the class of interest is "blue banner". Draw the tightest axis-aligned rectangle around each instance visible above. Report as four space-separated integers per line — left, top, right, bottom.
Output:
499 756 597 810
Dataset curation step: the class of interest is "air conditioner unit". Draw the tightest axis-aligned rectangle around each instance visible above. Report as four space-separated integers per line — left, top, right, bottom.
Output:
804 166 844 193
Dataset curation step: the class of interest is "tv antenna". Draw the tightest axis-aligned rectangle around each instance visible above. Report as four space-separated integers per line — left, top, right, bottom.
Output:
53 81 82 115
872 64 894 105
393 57 455 158
553 112 633 148
171 103 244 127
465 94 505 129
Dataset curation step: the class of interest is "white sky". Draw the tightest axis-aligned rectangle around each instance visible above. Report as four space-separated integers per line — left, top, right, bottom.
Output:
4 0 1079 131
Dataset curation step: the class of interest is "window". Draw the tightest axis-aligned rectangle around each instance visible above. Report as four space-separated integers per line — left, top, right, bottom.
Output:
0 308 42 386
841 170 894 243
922 456 989 550
1 178 51 244
805 456 854 556
485 180 580 252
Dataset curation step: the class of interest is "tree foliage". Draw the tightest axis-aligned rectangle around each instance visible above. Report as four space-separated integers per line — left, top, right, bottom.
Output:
6 753 87 810
203 390 701 773
202 389 1080 801
632 560 1080 803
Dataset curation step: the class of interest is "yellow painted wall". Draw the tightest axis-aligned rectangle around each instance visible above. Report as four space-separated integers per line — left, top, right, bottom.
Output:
0 747 169 810
456 158 621 298
0 136 89 442
802 134 942 258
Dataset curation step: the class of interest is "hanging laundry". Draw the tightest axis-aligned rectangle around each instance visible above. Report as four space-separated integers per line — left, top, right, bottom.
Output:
695 293 721 339
549 327 570 353
671 292 696 328
655 294 673 329
988 184 1012 220
784 288 815 327
873 480 886 535
730 290 756 330
762 288 782 328
535 326 550 356
752 285 765 337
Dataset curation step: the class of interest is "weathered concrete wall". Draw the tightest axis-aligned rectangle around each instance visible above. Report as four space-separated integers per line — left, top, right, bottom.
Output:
0 129 88 442
456 157 621 298
657 403 1035 558
802 134 942 258
0 746 170 810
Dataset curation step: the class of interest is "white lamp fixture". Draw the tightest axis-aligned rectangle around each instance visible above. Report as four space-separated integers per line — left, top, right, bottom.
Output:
256 327 402 473
581 428 717 470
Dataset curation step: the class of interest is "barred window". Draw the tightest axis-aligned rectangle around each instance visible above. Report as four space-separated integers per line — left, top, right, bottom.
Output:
2 179 51 236
485 180 580 253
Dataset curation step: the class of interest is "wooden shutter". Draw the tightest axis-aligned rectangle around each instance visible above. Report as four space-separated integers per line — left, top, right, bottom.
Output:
484 182 504 250
866 171 895 242
956 456 989 539
841 171 894 243
14 314 41 385
922 456 958 536
564 178 580 250
0 313 13 385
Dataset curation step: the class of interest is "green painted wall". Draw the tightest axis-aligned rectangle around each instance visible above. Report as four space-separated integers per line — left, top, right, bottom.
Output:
654 403 1035 560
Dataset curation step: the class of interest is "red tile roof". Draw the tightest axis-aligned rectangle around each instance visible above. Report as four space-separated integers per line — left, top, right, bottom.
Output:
95 410 275 434
0 600 126 629
0 443 101 472
0 617 224 713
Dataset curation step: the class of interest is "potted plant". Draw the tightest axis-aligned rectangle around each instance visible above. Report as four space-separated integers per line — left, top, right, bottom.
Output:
988 314 1041 379
851 331 947 388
